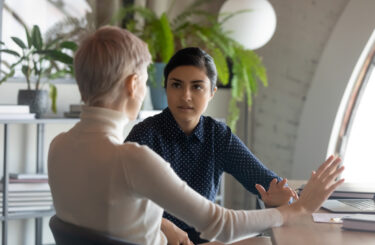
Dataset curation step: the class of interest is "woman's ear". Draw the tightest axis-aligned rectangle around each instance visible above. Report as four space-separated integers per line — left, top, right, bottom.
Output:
209 86 218 100
124 74 138 98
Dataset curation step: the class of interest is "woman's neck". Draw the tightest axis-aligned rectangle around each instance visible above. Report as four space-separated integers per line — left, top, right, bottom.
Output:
174 117 200 136
90 98 127 115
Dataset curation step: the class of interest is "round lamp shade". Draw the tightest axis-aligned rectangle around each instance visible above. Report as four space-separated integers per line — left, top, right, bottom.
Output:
219 0 276 50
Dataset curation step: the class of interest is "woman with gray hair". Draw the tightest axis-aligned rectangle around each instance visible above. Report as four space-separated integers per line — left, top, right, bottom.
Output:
48 26 344 245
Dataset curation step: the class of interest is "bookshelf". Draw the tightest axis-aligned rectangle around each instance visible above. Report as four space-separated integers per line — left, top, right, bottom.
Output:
0 118 78 245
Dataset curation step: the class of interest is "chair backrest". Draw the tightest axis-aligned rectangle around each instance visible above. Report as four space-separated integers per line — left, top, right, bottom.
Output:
49 215 137 245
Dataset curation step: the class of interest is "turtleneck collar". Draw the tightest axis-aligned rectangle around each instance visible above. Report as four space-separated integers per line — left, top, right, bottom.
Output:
74 106 129 143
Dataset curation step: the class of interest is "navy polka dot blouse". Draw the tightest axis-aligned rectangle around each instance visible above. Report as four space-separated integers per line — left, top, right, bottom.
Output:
125 108 281 231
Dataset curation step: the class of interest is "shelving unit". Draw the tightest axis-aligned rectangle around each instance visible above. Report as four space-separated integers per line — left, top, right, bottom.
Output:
1 118 78 245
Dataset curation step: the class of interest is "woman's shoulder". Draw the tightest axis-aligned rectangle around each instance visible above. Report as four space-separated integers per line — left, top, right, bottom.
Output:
49 132 69 149
131 111 164 133
202 115 231 133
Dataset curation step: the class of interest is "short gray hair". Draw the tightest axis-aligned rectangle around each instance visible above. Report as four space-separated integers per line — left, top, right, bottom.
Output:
74 26 151 105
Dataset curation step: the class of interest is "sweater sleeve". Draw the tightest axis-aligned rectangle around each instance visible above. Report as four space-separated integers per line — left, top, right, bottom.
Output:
122 143 283 243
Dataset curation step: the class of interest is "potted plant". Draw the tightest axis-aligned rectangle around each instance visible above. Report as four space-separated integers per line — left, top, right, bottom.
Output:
112 6 174 110
113 1 267 131
0 25 76 117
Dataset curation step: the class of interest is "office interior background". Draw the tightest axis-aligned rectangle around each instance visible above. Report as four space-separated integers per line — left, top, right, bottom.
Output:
0 0 374 244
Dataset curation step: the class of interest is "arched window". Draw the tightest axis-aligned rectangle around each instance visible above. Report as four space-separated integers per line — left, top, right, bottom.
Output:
333 44 375 183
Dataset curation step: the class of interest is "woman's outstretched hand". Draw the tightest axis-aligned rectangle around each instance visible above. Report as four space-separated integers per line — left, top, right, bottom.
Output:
277 155 345 223
256 178 299 207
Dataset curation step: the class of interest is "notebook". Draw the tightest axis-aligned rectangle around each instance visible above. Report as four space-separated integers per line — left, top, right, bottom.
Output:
342 214 375 231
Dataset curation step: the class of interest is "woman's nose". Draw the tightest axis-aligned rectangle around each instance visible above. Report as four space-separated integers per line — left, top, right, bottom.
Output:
182 88 192 101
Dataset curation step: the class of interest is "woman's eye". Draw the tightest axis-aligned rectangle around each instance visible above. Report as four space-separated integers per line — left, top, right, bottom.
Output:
171 82 181 88
193 84 202 90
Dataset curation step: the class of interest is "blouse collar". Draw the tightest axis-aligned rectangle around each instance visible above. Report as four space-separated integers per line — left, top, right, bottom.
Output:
164 108 204 143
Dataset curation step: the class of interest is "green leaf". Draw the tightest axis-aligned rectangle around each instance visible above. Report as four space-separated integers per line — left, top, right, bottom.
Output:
25 28 32 48
236 49 254 102
60 41 77 51
31 25 43 50
230 74 240 99
219 9 253 25
21 65 30 78
49 70 70 79
211 48 229 86
227 98 240 133
255 61 268 87
11 37 27 49
10 57 25 69
49 83 57 113
0 49 20 57
157 13 174 63
0 41 4 45
112 5 156 24
37 50 73 65
0 69 15 85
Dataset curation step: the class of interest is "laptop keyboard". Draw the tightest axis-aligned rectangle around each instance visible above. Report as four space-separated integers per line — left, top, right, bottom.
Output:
340 199 375 211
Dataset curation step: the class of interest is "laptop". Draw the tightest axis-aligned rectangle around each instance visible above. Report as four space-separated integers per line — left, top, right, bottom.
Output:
322 199 375 213
321 182 375 213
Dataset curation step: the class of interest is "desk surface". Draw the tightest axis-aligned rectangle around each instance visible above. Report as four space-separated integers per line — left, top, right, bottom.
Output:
202 236 271 245
206 180 375 244
271 180 375 245
271 210 375 245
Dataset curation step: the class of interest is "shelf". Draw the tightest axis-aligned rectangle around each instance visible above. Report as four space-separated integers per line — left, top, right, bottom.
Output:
0 118 79 124
0 210 55 221
1 119 67 245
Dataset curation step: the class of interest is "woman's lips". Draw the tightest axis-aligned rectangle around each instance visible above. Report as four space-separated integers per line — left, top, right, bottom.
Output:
177 106 193 111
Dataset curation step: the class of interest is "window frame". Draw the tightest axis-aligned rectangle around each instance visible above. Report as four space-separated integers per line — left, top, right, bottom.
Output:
333 46 375 158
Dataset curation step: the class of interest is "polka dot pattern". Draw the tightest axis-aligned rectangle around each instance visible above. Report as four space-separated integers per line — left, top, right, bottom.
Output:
125 108 281 230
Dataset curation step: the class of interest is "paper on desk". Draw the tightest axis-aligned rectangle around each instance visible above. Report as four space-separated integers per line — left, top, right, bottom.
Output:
312 213 350 223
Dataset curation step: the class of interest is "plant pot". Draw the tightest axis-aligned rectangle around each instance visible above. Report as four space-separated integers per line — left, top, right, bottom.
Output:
17 89 48 118
149 63 167 110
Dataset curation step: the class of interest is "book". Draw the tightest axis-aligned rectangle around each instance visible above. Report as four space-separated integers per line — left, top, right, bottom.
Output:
2 174 48 183
70 104 83 112
0 113 36 120
342 214 375 232
0 191 51 197
0 182 50 192
9 173 48 180
298 182 375 199
8 179 48 183
0 200 53 207
64 111 80 118
0 105 30 114
0 205 53 213
0 196 52 202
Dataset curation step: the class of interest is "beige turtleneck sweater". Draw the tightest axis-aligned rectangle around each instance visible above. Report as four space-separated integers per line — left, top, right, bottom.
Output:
48 106 283 245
